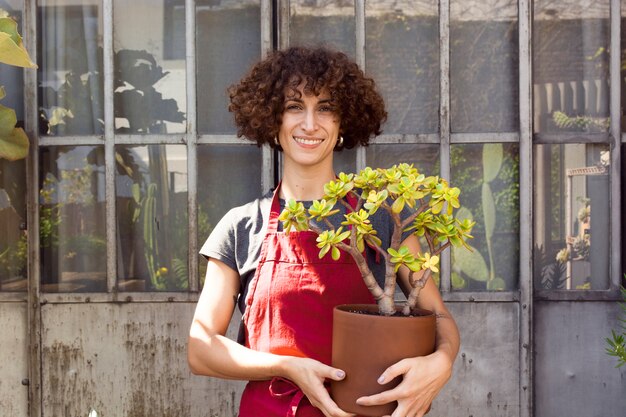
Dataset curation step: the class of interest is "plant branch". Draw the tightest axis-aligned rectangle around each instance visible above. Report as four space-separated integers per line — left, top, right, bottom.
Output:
404 269 432 315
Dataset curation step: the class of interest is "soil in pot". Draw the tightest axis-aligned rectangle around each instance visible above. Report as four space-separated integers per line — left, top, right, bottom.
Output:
330 304 436 416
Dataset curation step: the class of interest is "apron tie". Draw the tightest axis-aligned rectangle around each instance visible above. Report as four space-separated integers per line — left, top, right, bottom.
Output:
269 378 307 417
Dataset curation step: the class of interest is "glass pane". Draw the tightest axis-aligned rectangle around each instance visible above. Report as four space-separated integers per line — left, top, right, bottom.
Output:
38 0 104 135
533 143 610 290
365 1 439 134
116 145 188 291
40 146 107 292
450 143 520 291
197 145 262 284
290 0 355 58
333 148 356 175
450 0 519 133
365 144 439 174
114 0 186 134
196 0 261 134
0 159 27 291
0 2 27 292
533 1 610 134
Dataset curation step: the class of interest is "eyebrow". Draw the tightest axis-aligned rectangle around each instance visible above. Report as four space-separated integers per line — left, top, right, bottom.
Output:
284 97 333 104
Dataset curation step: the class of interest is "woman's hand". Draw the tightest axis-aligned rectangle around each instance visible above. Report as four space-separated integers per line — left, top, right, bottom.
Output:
281 356 356 417
355 351 453 417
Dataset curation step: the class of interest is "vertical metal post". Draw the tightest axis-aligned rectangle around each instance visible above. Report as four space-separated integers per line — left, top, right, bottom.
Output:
186 0 199 292
103 0 117 293
24 0 41 415
261 0 274 193
355 0 366 170
278 0 289 50
609 0 622 291
518 0 533 416
439 0 451 293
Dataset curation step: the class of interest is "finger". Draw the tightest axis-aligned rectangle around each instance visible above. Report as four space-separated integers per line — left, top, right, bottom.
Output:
326 367 347 381
355 388 399 407
376 359 411 385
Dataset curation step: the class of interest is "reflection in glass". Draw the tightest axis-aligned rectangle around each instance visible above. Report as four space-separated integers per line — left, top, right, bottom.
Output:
366 144 439 175
116 145 188 291
365 1 439 134
450 143 520 291
533 0 610 134
290 0 355 58
0 159 27 291
451 0 519 133
197 145 262 284
40 146 106 292
333 148 356 175
114 0 186 133
38 1 104 135
196 1 261 133
534 144 610 290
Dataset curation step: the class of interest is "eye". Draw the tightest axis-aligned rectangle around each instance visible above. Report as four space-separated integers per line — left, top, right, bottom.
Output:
285 103 302 111
318 105 335 113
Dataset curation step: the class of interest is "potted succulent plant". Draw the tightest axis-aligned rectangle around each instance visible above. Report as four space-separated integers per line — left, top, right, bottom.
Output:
279 163 474 416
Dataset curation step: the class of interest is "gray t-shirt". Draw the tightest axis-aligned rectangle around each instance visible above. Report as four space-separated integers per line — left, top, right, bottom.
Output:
200 191 412 315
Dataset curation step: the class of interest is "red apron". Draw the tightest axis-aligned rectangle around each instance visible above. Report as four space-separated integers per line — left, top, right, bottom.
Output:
238 187 375 417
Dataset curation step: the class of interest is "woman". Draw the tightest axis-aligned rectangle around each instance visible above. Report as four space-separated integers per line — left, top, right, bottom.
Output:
188 46 460 417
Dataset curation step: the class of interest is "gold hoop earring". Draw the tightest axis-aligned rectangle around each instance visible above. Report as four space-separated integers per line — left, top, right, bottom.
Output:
273 137 280 146
336 136 344 148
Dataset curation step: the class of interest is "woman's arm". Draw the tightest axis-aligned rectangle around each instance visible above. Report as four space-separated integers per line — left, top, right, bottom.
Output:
188 258 355 417
355 234 460 417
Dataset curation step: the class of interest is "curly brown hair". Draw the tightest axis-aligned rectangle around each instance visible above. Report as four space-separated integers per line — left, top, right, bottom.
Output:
228 46 387 150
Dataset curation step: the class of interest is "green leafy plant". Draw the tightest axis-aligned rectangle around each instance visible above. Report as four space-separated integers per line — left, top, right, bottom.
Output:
451 143 513 291
605 284 626 368
279 164 474 316
0 9 36 160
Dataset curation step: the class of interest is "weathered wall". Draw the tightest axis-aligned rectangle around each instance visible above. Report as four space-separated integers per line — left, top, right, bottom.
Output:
41 303 244 417
431 302 521 417
534 301 626 417
0 302 29 417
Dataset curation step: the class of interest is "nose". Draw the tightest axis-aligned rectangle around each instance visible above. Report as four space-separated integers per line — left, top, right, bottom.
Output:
300 109 318 132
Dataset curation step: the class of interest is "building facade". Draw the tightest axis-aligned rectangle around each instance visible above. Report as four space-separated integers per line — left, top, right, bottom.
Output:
0 0 625 416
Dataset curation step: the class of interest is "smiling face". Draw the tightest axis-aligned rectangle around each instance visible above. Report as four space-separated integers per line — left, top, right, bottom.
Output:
277 86 341 172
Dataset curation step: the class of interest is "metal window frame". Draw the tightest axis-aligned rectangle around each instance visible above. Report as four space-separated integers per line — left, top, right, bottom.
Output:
532 0 622 301
24 0 274 306
17 1 624 416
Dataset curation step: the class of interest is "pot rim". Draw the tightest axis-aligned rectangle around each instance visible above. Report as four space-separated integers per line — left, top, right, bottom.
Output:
334 303 435 318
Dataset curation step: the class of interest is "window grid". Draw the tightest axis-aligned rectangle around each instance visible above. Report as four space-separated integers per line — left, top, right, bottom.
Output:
19 1 621 305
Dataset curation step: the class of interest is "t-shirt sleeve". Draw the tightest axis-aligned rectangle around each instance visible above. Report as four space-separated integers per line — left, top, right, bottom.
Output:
199 208 239 272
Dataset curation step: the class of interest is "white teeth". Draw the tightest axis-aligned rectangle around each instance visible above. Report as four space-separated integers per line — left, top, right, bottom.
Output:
293 136 322 145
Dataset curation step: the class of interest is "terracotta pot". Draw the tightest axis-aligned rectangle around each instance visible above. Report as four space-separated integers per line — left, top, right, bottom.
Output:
330 304 436 416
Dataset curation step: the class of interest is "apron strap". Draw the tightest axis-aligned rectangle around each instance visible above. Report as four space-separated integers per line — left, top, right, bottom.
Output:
269 378 307 417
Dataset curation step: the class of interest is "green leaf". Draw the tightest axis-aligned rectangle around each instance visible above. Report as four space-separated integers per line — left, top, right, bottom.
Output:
331 246 341 261
0 86 5 100
319 244 330 259
456 206 474 223
391 197 405 213
451 272 466 289
482 143 503 182
482 182 496 241
452 243 489 282
132 183 141 203
0 102 16 137
487 277 506 291
0 26 37 68
0 126 29 160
